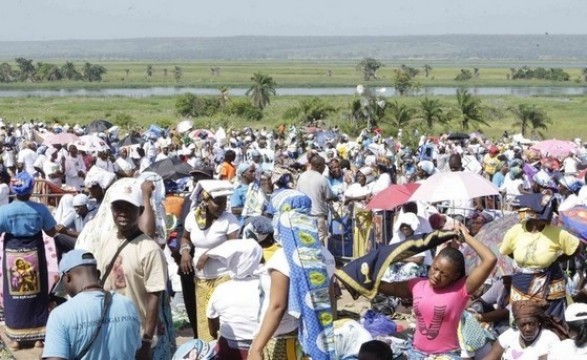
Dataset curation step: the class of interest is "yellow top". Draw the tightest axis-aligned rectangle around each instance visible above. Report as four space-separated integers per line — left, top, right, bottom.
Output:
499 223 579 269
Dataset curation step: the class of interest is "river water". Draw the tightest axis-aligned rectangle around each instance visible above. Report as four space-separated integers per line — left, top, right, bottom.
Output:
1 86 587 98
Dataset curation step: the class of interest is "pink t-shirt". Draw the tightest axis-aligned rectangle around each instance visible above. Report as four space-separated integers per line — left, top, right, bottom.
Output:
408 277 470 354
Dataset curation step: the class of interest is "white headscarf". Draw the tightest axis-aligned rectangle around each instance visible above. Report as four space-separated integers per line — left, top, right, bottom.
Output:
393 212 420 233
206 239 264 280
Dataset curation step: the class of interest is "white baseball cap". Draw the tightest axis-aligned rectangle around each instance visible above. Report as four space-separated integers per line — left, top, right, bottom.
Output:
565 302 587 322
111 181 143 207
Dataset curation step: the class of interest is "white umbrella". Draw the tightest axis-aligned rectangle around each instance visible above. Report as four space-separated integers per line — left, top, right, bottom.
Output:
176 120 193 134
74 135 110 152
409 171 499 203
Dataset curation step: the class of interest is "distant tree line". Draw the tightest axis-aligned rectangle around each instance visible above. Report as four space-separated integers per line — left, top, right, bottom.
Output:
508 66 570 81
0 58 106 83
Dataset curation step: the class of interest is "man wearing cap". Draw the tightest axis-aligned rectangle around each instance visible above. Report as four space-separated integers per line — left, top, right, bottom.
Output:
42 250 141 360
94 181 174 359
54 194 98 257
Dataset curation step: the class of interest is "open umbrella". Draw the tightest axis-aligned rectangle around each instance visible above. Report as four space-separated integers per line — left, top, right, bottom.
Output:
85 119 114 134
42 132 79 146
367 183 420 210
559 206 587 243
463 213 517 277
531 139 577 159
409 171 499 203
145 158 194 180
446 132 470 141
189 129 214 141
118 134 145 147
74 135 110 152
176 120 193 134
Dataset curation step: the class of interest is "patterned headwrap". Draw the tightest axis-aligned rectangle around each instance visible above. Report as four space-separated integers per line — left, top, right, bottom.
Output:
10 172 34 196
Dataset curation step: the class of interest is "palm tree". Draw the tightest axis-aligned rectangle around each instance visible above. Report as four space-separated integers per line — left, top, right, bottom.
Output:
419 97 445 128
455 89 489 130
583 67 587 82
61 62 80 80
124 69 130 81
145 65 154 80
219 86 230 105
423 64 432 78
173 66 182 82
245 72 277 110
387 100 415 130
509 104 550 138
163 68 168 78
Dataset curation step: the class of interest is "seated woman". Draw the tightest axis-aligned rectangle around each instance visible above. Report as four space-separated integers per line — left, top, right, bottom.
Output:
548 302 587 359
469 276 511 336
377 222 497 359
484 300 561 360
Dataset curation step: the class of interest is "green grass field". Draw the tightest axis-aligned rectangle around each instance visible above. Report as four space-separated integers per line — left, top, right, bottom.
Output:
0 60 586 143
1 60 586 89
1 93 586 142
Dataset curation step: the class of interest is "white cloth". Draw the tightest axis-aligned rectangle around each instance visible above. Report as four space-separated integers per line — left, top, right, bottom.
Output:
43 160 62 186
2 149 15 167
17 147 38 175
371 173 391 195
500 176 524 201
0 183 9 206
207 275 265 341
206 239 263 280
548 339 587 360
95 158 115 173
64 155 86 191
260 247 335 336
184 211 240 279
498 328 559 360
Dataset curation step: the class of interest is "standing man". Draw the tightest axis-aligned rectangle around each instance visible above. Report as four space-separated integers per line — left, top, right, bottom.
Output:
95 181 175 359
296 155 336 245
43 250 141 360
64 144 86 191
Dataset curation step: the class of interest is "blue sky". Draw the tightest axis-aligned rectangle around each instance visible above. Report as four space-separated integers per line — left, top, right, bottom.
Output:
2 0 586 41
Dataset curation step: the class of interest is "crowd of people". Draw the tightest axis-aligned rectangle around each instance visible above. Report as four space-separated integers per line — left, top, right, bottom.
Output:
0 117 586 359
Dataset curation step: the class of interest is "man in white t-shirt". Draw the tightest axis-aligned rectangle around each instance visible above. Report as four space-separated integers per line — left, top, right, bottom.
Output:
17 141 39 176
64 144 86 191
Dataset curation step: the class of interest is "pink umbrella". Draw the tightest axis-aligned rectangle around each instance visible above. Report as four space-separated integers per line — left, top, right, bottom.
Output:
367 183 420 210
409 171 499 203
42 132 79 146
531 139 577 159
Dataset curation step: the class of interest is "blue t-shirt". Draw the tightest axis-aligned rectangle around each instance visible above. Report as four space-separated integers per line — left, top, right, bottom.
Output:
43 291 141 360
0 200 56 236
492 171 506 188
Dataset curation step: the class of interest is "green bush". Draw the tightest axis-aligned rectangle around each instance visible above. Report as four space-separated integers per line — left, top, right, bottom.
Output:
224 99 264 121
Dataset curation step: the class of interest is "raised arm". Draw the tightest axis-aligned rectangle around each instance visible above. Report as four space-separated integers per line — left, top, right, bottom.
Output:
457 223 497 295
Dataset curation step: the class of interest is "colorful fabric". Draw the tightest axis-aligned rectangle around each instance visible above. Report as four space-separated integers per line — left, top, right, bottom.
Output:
153 291 177 360
195 276 229 342
263 335 302 360
510 263 567 320
276 191 337 360
353 209 372 258
10 172 34 195
336 230 458 300
242 181 268 218
3 232 48 342
458 311 495 353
